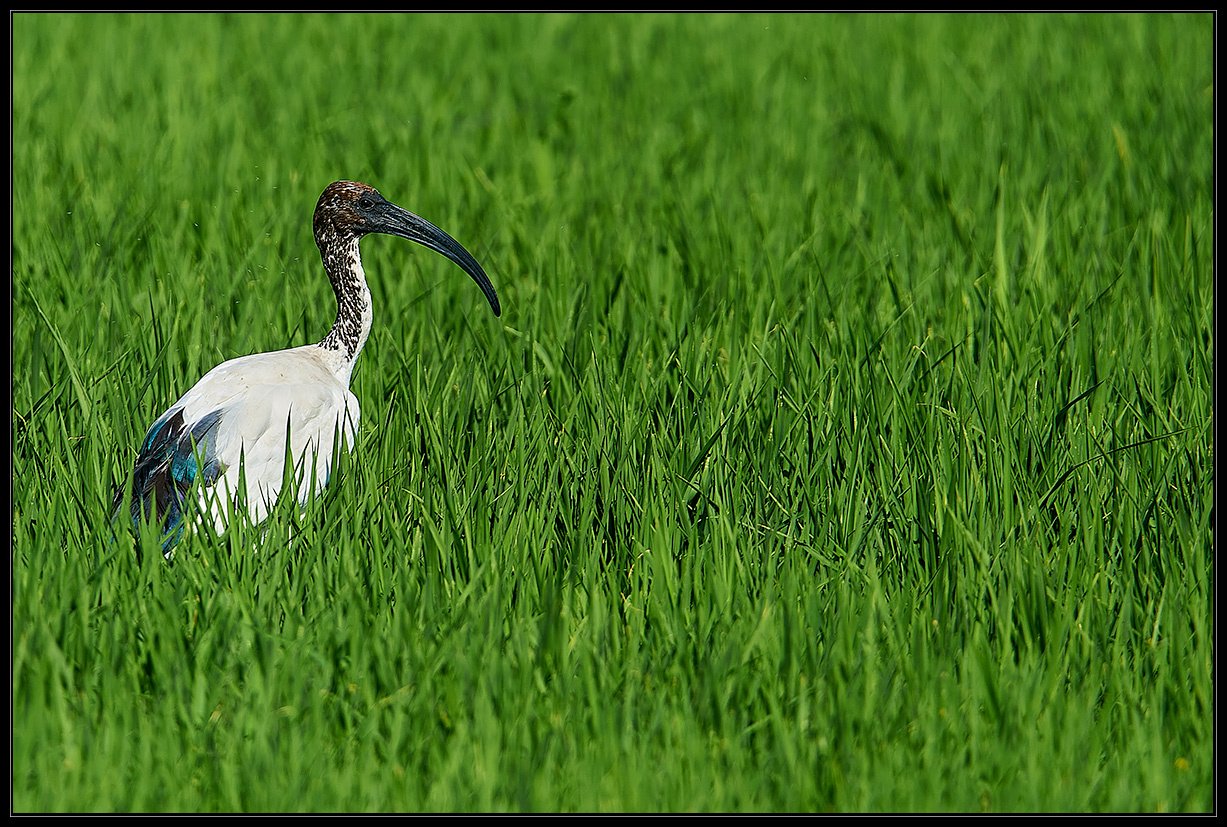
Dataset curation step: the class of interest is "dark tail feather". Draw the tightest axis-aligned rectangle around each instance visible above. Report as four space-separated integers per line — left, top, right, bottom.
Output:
115 407 226 558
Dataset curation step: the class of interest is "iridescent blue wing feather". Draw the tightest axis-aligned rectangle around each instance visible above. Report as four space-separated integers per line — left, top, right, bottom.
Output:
113 407 227 554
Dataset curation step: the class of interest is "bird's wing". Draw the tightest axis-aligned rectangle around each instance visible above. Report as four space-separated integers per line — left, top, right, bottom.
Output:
115 347 359 553
113 405 228 551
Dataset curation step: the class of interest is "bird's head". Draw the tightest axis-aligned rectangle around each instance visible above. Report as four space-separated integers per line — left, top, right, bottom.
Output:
314 180 501 316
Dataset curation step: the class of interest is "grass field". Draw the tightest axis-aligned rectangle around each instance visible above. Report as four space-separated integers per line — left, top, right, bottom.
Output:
10 12 1214 813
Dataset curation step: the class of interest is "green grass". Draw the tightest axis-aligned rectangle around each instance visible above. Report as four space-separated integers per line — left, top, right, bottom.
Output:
11 12 1214 813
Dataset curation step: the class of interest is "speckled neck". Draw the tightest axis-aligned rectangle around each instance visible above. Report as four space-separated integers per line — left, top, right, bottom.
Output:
316 229 372 383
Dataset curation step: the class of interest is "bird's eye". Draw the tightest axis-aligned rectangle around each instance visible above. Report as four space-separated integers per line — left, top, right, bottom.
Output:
358 197 373 210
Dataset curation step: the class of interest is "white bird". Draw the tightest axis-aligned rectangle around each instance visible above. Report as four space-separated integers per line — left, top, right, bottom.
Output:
113 180 500 555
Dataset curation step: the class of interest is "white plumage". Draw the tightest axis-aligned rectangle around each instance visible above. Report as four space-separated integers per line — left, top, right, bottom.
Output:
159 346 359 533
113 181 500 555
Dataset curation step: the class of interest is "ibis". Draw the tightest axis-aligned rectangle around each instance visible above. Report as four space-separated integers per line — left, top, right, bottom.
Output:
113 180 500 556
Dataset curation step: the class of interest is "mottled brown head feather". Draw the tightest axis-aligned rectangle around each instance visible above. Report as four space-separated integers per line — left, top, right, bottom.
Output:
313 180 384 239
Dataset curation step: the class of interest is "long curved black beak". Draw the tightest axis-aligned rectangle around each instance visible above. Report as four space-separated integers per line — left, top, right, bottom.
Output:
375 202 501 317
